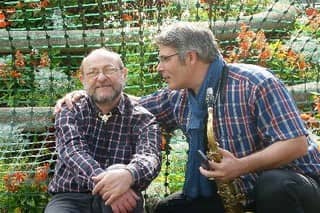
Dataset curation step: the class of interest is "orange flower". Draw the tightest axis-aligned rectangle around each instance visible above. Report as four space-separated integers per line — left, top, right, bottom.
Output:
239 40 251 51
287 49 297 60
39 184 48 192
308 14 320 30
307 117 320 128
238 24 255 41
122 14 133 21
275 46 287 60
10 70 22 78
15 50 25 68
14 171 26 182
258 47 272 60
314 101 320 113
39 52 51 67
3 171 27 192
300 113 311 121
0 12 8 28
255 30 267 49
306 8 318 17
40 0 50 8
161 135 167 151
0 62 7 78
297 58 308 70
35 163 50 183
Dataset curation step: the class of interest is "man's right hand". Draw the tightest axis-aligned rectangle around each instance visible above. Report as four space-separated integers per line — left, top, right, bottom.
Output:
54 90 87 114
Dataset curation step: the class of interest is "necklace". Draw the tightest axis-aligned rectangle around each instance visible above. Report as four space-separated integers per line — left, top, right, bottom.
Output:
98 112 112 123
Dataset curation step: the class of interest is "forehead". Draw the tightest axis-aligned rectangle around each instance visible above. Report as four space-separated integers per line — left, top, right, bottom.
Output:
158 45 176 54
83 51 119 69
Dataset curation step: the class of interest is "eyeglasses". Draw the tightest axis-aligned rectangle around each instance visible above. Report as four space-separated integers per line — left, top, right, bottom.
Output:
157 53 179 63
85 67 122 78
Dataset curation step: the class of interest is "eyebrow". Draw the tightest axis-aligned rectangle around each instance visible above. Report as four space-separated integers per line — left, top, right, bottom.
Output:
87 65 118 69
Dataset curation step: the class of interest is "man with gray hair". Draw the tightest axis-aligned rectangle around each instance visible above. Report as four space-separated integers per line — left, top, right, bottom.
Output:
56 23 320 213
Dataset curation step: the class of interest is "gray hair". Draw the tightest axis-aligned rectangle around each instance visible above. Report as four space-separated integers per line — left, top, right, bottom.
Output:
155 22 220 63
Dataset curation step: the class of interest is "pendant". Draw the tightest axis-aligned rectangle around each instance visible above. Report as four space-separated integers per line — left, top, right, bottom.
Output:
98 112 112 123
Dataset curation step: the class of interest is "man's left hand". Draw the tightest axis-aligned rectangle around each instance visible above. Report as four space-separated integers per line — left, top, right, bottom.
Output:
110 189 140 213
92 168 133 205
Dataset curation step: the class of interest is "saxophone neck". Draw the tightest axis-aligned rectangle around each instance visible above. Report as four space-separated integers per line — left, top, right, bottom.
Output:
206 87 214 106
206 106 217 149
206 87 214 122
207 107 214 128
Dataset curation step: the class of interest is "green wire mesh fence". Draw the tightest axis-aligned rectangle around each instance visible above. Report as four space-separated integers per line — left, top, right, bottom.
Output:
0 0 319 212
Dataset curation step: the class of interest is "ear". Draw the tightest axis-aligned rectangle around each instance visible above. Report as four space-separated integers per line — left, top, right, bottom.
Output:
186 51 198 65
79 73 84 84
122 67 128 79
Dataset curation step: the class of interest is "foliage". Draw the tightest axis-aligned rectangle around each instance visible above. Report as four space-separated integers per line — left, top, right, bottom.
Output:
193 0 271 21
0 163 50 213
300 92 320 150
1 1 316 106
291 7 320 65
0 0 51 29
298 8 320 38
0 124 51 212
146 130 187 198
0 125 30 164
224 21 317 84
0 0 172 30
0 1 319 212
0 50 80 107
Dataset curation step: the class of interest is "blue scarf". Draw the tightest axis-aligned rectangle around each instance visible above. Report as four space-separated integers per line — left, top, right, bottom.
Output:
183 55 224 199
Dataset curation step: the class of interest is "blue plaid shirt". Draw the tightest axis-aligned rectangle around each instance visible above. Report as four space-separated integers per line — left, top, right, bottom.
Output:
48 93 162 193
139 63 320 196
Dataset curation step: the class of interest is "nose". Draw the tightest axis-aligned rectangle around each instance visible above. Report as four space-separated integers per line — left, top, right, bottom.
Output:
157 63 163 74
96 71 109 81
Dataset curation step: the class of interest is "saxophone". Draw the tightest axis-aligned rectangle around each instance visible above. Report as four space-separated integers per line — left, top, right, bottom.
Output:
206 88 244 213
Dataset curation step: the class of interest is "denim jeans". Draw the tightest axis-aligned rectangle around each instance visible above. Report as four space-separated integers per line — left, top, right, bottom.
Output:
45 192 144 213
